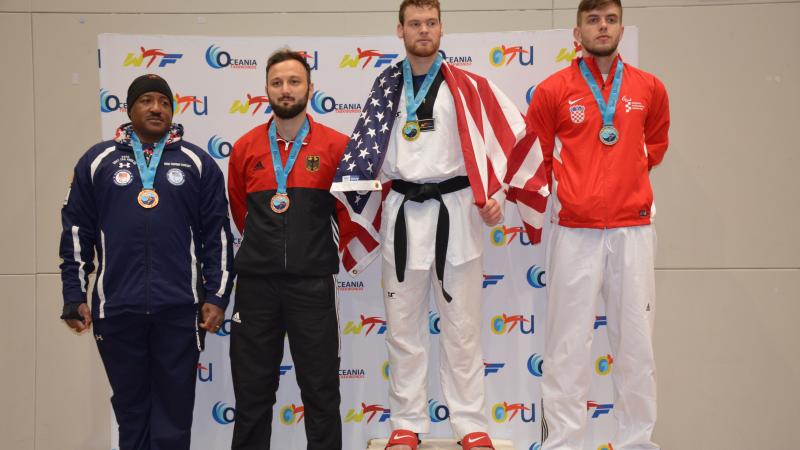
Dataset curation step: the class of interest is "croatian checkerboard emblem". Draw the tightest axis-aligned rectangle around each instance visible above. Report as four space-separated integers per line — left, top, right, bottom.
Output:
570 105 585 124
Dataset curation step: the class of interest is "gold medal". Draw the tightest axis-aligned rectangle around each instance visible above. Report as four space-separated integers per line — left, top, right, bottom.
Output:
402 121 421 142
270 193 290 214
137 189 159 208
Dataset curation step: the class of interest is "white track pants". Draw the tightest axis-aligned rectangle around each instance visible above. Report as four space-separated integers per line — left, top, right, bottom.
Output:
542 225 658 450
382 256 487 439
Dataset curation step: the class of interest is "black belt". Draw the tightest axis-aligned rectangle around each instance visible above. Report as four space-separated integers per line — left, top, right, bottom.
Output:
391 176 470 302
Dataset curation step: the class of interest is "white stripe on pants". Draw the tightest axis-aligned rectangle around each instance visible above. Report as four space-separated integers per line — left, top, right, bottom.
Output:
382 256 487 439
542 225 658 450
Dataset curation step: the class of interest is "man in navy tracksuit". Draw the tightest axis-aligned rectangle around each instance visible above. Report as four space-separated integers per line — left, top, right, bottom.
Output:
59 74 235 450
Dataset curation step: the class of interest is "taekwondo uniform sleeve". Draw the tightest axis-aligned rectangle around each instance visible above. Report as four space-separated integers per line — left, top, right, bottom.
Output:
199 158 235 310
59 153 98 305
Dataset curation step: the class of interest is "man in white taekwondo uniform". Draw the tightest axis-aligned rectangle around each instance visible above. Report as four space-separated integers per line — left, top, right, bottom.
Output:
331 2 548 449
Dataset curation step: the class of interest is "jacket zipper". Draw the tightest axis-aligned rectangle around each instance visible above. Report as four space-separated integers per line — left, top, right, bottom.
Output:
283 207 288 270
145 203 151 314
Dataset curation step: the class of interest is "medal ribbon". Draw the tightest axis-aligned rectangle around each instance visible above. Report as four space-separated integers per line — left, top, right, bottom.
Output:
131 132 167 190
579 57 624 128
402 53 443 123
268 117 310 195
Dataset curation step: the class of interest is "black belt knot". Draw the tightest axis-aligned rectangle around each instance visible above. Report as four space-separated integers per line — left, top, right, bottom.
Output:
391 176 470 302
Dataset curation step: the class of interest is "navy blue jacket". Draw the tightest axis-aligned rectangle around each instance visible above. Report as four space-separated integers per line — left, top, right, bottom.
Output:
59 123 235 319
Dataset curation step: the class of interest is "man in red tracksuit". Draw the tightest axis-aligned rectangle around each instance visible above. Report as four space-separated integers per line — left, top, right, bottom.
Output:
508 1 670 449
226 49 349 450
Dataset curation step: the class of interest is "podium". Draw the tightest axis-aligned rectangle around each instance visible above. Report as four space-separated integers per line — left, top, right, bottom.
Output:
367 438 516 449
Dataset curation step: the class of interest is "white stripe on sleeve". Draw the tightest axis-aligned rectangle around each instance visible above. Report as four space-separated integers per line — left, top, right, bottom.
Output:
71 226 87 293
190 229 199 304
89 146 116 182
97 231 107 318
215 228 230 298
181 147 203 177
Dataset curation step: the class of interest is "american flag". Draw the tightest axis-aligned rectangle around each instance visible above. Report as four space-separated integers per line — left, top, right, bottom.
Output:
331 61 549 275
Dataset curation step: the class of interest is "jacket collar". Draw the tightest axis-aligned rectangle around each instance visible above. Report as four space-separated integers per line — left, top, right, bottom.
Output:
573 54 623 85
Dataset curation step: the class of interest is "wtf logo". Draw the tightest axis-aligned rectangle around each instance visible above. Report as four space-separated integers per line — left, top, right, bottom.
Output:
340 48 399 69
123 47 182 68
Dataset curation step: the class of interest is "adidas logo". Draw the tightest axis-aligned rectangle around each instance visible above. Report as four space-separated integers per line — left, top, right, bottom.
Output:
254 161 265 170
232 312 242 324
646 303 651 312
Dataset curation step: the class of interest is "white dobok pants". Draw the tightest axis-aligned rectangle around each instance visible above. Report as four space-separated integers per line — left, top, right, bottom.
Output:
542 225 659 450
382 256 487 439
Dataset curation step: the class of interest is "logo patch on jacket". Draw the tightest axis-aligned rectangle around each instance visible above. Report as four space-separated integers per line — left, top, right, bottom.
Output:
306 155 320 172
623 96 646 113
167 168 185 186
114 169 133 186
570 105 585 124
254 161 265 170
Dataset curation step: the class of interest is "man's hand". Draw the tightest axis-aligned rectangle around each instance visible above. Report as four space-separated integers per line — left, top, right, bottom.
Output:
199 303 225 334
64 303 92 333
478 198 502 226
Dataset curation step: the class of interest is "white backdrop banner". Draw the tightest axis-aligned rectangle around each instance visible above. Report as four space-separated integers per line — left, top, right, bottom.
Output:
98 28 638 450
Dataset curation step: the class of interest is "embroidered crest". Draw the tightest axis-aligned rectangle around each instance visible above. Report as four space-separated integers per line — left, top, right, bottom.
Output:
306 155 320 172
113 169 133 186
166 168 185 186
569 105 585 124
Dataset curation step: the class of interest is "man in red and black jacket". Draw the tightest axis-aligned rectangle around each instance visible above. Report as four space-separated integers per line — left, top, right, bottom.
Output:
227 49 349 450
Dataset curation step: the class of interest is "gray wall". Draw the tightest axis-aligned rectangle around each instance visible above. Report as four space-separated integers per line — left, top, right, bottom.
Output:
1 0 797 449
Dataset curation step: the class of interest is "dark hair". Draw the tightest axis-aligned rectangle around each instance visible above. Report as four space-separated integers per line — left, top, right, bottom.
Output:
266 48 312 83
399 0 441 24
577 0 622 24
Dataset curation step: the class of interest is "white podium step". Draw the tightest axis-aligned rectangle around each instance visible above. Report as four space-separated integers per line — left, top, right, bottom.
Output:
367 438 515 449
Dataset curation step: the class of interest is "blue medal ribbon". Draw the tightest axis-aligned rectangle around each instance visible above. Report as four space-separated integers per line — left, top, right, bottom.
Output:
268 117 310 195
579 57 624 144
402 53 444 124
131 132 167 190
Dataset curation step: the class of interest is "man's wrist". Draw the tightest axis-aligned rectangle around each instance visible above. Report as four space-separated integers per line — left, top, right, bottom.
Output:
60 302 86 321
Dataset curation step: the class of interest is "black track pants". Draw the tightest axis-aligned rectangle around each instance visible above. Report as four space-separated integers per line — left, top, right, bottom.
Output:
230 275 342 450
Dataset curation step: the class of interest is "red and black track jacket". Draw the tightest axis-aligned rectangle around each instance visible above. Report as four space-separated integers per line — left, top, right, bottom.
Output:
228 115 349 277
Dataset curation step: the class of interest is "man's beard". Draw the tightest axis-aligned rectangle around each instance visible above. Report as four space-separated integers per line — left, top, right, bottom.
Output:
271 90 309 119
405 38 439 58
582 39 620 58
